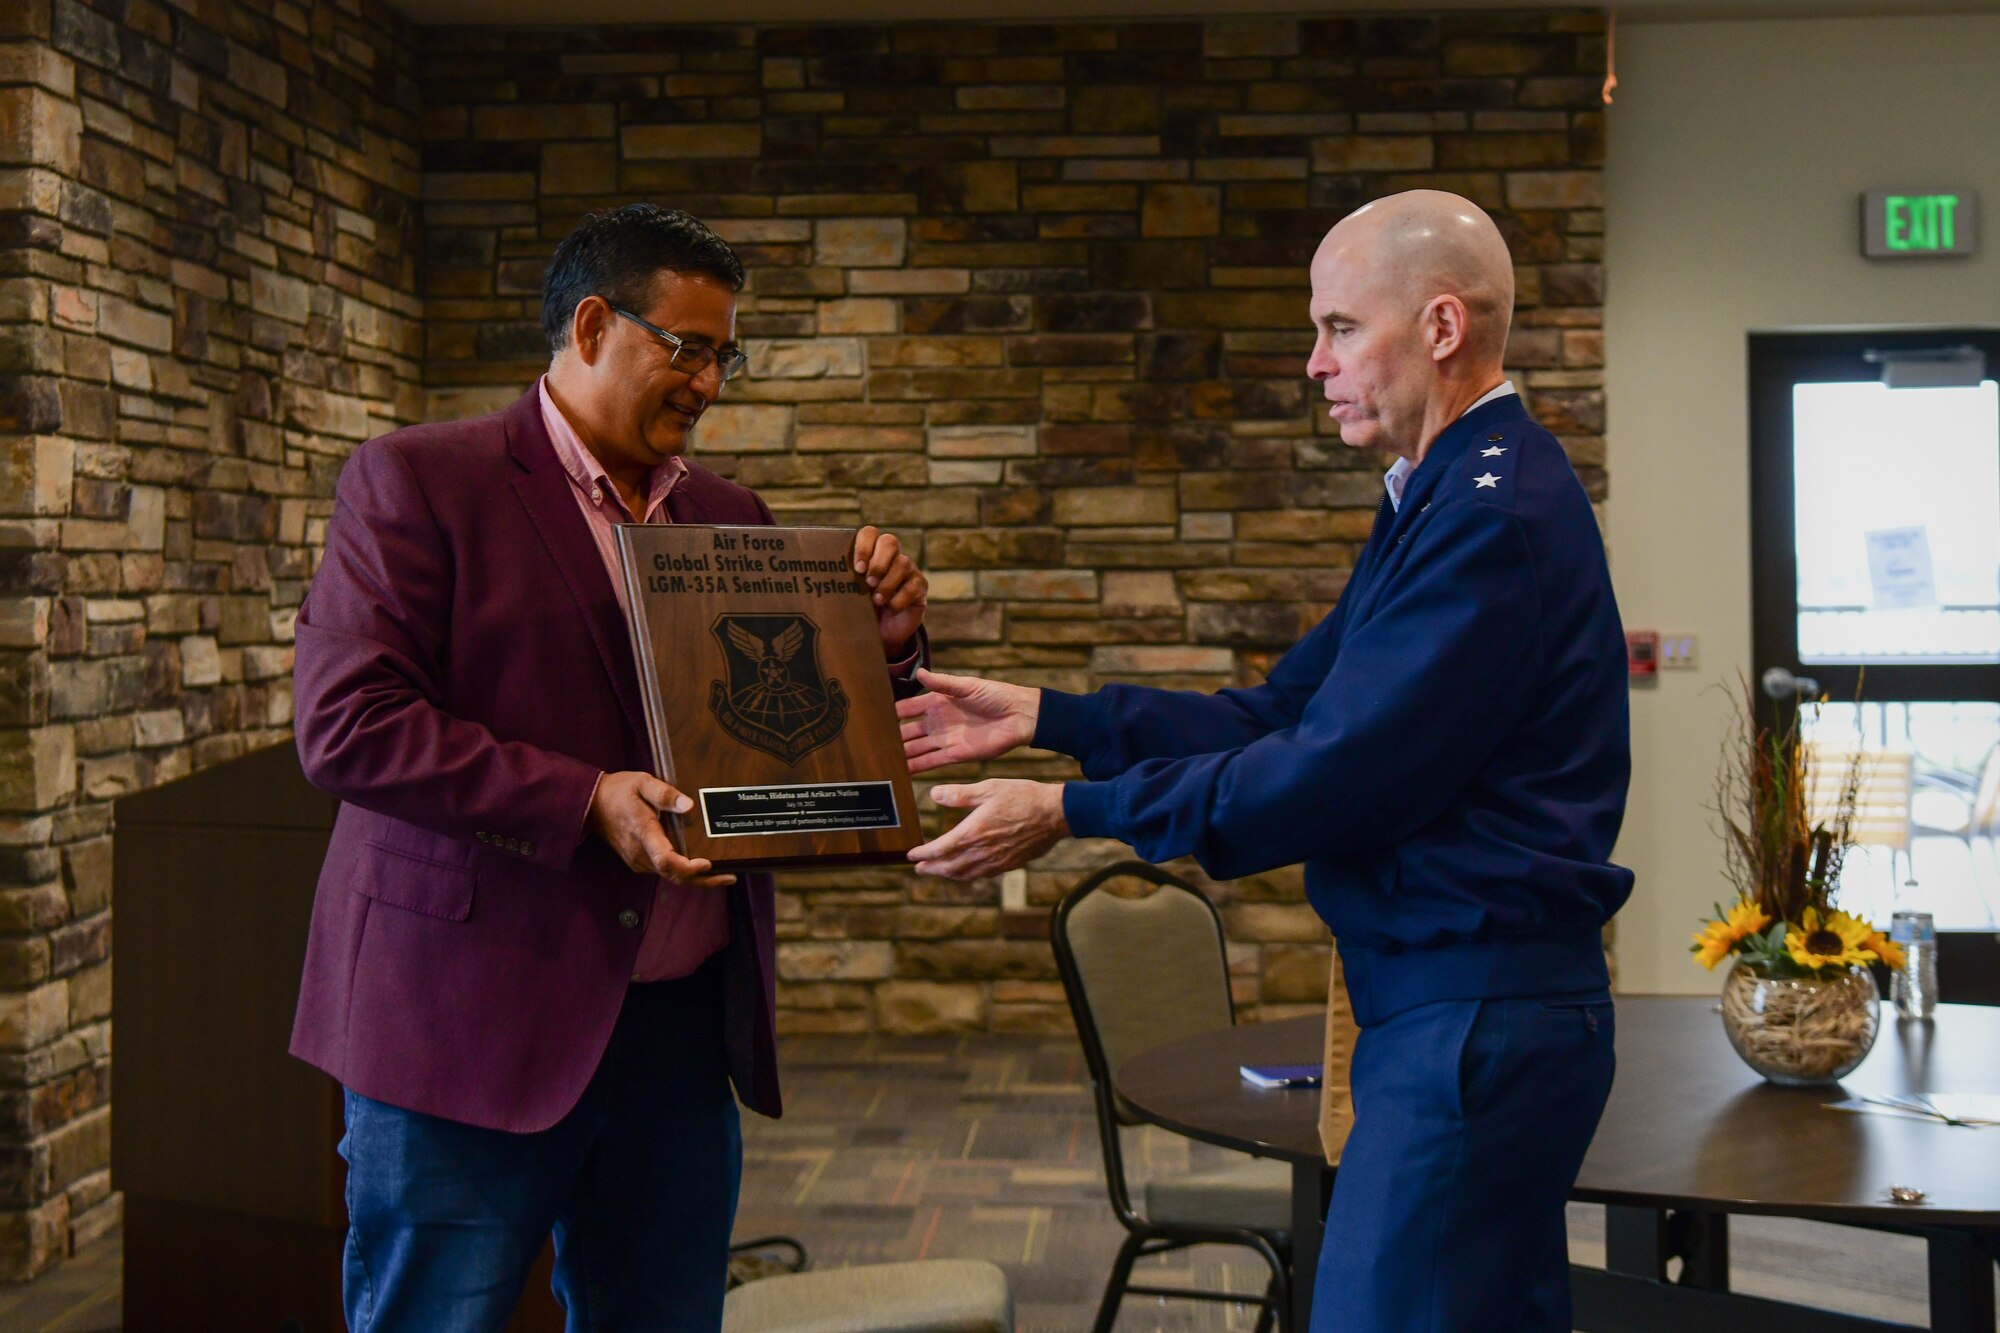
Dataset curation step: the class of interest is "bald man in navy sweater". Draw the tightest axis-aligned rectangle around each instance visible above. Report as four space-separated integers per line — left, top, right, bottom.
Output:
897 190 1632 1332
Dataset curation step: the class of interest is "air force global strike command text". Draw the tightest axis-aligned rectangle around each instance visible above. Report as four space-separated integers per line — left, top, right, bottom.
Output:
645 532 863 598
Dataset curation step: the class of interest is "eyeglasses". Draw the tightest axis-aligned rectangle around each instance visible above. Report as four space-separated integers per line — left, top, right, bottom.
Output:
609 305 750 382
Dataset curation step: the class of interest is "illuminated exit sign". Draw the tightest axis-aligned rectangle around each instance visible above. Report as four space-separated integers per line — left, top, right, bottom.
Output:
1861 189 1978 258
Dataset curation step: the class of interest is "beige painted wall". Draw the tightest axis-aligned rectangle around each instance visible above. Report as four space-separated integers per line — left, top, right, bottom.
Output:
1604 13 2000 992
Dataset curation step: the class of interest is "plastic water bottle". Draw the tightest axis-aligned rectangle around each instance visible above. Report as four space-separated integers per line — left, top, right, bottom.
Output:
1890 909 1937 1020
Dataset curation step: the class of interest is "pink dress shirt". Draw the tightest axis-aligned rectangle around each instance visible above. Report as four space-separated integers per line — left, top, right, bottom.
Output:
538 377 732 982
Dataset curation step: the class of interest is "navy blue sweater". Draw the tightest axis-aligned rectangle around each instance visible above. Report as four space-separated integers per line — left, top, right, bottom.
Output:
1037 395 1633 1026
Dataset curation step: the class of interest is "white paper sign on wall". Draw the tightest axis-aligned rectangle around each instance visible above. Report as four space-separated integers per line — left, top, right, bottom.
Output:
1865 526 1937 610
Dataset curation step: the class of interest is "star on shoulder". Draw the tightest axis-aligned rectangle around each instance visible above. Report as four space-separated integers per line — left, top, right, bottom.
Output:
1472 422 1512 496
1466 431 1516 504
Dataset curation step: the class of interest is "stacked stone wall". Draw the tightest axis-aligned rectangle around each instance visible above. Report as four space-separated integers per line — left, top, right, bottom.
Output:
0 0 420 1277
418 13 1607 1039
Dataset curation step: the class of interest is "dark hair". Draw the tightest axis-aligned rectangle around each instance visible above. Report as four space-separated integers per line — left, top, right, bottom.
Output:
541 205 746 355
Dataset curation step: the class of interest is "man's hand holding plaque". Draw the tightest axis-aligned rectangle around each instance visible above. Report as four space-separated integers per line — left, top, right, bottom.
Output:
586 771 736 886
850 524 929 652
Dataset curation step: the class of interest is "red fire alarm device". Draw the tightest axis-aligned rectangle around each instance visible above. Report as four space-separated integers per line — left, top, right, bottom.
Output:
1626 630 1659 683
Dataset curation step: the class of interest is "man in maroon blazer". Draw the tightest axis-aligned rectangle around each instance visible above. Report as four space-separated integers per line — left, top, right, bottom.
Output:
290 205 929 1332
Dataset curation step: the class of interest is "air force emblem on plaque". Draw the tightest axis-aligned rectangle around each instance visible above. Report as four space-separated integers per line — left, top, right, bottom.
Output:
708 614 850 765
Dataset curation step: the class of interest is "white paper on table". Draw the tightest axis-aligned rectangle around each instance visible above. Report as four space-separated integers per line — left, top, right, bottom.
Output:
1827 1092 2000 1126
1864 525 1937 610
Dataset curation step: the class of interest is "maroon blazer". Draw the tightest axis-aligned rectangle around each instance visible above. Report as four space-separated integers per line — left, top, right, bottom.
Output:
292 388 821 1132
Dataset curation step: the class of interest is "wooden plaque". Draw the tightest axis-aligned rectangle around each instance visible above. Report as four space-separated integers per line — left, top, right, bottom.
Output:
614 524 922 871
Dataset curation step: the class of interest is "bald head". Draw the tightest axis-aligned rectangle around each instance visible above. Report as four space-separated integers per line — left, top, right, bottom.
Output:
1318 191 1515 363
1306 191 1518 458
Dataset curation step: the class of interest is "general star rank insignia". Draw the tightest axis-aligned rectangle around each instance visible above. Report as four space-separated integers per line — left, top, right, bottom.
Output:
708 613 850 765
1473 472 1501 489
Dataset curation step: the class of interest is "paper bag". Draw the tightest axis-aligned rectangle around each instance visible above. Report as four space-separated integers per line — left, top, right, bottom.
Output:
1318 946 1359 1165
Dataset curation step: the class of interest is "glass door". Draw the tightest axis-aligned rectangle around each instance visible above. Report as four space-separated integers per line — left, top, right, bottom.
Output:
1749 330 2000 932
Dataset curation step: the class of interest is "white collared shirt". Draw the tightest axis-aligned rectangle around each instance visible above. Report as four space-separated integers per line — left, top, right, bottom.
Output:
1384 380 1517 512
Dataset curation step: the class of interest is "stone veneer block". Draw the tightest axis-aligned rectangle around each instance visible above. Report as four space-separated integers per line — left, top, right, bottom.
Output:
621 122 762 159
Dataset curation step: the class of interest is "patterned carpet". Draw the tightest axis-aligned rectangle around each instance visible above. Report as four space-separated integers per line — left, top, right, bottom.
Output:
735 1034 1284 1330
2 1032 1979 1332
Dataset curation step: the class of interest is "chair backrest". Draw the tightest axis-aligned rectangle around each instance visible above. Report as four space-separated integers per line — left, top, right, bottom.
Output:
1937 930 2000 1006
1969 744 2000 835
1805 745 1913 850
1052 861 1234 1127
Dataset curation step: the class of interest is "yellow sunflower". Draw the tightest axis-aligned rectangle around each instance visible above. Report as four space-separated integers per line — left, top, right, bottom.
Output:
1691 897 1771 970
1864 928 1906 971
1784 907 1875 970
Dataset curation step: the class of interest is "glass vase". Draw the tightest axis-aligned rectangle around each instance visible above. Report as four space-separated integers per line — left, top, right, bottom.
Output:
1719 958 1880 1086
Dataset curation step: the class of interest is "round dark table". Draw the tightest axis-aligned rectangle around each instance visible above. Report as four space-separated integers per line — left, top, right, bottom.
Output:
1117 996 2000 1333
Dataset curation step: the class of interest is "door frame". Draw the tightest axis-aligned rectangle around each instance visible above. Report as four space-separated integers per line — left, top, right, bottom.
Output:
1748 327 2000 704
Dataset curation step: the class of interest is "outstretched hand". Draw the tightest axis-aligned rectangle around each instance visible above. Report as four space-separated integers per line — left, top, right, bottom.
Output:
908 779 1068 881
895 669 1040 774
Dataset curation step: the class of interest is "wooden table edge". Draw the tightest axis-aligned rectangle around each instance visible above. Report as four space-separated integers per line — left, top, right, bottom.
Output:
1112 1003 2000 1229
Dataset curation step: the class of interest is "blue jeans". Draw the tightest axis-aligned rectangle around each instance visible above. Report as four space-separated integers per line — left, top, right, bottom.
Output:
339 958 742 1333
1312 990 1616 1332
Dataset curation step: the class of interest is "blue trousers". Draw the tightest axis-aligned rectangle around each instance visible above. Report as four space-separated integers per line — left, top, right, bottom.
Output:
1312 990 1615 1332
339 959 742 1333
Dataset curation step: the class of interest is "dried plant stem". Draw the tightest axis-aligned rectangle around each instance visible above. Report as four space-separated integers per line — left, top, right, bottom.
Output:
1708 672 1866 932
1721 964 1878 1084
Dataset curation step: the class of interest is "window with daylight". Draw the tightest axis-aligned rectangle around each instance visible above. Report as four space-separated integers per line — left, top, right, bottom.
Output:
1792 379 2000 665
1802 700 2000 931
1752 330 2000 942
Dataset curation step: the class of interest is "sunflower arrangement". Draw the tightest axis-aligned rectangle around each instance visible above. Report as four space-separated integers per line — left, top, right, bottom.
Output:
1699 676 1905 1082
1694 900 1905 976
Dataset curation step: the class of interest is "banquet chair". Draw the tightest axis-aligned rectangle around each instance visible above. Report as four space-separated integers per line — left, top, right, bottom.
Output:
1912 742 2000 840
1806 745 1914 885
722 1259 1013 1333
1052 860 1293 1333
1936 930 2000 1006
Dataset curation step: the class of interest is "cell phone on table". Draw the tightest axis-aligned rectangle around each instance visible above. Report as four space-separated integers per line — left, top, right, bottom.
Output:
1238 1063 1323 1089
